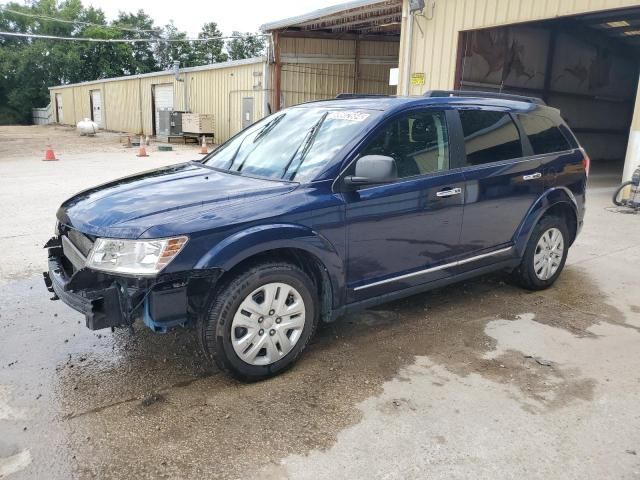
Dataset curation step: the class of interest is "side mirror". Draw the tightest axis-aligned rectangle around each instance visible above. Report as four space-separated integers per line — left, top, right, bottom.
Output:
343 155 398 188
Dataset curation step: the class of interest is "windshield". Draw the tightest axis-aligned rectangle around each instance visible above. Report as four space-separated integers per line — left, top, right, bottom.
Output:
203 106 375 182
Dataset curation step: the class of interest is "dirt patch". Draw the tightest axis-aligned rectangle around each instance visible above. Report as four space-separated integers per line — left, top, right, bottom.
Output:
0 125 200 159
48 267 625 479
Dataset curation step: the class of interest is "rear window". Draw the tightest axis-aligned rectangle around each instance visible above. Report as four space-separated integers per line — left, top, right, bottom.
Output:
518 114 572 155
459 110 522 166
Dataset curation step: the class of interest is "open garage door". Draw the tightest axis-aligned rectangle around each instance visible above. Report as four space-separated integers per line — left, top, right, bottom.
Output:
152 84 173 136
455 7 640 177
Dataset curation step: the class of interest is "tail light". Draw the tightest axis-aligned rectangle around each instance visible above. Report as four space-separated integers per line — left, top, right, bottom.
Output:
581 149 590 176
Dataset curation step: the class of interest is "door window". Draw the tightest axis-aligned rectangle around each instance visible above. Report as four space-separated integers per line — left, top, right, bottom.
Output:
459 110 522 166
359 110 450 179
518 114 571 155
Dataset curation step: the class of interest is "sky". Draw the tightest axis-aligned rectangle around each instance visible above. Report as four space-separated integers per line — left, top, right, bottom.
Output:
81 0 341 36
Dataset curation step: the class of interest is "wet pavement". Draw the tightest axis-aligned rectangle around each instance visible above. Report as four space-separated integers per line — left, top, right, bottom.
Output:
1 153 639 479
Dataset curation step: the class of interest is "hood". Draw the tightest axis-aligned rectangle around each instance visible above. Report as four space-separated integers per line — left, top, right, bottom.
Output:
58 162 297 238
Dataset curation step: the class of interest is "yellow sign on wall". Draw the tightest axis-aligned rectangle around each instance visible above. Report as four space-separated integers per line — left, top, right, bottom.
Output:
411 73 425 86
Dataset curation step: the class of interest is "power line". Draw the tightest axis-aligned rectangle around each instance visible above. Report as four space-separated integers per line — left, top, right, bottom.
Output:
2 8 162 34
0 31 268 43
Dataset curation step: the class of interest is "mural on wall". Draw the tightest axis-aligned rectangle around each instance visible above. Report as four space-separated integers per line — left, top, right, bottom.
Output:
460 24 637 162
462 27 548 89
462 25 635 98
551 33 635 96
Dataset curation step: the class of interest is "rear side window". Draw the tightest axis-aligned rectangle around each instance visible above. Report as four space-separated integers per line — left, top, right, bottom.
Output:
459 110 522 166
519 114 571 155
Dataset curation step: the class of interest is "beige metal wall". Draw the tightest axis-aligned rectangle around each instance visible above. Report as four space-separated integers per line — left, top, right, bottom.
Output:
399 0 640 94
279 36 399 107
49 58 266 142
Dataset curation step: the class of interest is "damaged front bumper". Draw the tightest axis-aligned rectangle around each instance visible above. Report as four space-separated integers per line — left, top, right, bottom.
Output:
43 235 221 332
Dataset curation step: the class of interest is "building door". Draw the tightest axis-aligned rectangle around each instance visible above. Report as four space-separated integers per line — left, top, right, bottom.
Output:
153 84 174 135
55 93 63 124
242 97 254 129
90 90 103 127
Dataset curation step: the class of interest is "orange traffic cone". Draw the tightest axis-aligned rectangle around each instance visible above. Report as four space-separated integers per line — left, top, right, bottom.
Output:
43 144 58 161
136 135 149 157
199 135 208 155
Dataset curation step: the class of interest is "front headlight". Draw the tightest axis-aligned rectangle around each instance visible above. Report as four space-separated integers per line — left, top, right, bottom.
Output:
86 236 188 276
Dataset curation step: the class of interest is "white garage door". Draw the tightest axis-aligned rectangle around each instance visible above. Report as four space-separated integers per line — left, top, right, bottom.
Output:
154 84 174 135
91 90 103 127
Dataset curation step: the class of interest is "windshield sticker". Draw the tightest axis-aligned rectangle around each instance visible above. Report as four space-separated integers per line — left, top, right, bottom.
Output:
327 111 370 122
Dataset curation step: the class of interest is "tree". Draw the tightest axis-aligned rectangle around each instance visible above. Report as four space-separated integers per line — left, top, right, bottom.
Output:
154 21 201 70
112 10 160 74
193 22 227 65
226 32 265 61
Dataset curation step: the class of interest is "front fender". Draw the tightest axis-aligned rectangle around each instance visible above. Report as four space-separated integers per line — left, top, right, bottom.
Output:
513 187 578 256
194 223 345 307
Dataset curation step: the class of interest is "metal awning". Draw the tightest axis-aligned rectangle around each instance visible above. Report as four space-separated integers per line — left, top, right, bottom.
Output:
260 0 403 35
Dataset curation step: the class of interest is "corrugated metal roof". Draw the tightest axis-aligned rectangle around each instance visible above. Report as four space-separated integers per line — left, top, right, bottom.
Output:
260 0 401 33
49 56 266 90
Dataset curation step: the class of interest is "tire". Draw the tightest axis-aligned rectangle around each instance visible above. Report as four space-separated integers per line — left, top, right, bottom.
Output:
199 262 319 381
512 215 569 291
613 181 633 207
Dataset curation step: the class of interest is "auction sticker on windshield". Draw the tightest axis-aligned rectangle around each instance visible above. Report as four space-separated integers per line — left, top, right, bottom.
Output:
327 111 370 122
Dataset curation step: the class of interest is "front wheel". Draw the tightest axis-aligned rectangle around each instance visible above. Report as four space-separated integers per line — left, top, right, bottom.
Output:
199 262 319 381
512 215 569 291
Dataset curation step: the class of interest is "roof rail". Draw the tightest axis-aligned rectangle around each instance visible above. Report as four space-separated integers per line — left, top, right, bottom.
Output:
424 90 546 105
335 93 391 99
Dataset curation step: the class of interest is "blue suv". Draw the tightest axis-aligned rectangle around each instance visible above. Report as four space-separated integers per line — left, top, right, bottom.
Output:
44 91 588 380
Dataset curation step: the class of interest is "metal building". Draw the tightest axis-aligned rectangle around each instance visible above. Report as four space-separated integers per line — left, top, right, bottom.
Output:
395 0 640 181
49 57 267 143
46 0 640 182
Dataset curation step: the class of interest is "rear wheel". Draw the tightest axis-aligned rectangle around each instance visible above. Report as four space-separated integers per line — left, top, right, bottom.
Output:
199 262 319 381
512 215 569 291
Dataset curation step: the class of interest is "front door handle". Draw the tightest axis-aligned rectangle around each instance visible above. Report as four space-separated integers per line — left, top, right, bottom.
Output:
436 187 463 198
523 172 542 181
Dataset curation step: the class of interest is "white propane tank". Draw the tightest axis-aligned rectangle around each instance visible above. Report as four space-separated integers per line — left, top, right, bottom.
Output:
77 118 99 136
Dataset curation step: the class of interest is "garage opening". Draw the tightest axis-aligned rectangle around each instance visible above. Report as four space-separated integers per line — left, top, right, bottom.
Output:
454 6 640 178
261 0 402 112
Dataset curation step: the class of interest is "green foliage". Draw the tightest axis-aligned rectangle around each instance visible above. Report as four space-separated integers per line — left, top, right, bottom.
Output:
0 1 265 125
193 22 227 65
226 32 266 61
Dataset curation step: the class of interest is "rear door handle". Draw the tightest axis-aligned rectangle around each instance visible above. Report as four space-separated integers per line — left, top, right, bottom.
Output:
523 172 542 181
436 187 463 198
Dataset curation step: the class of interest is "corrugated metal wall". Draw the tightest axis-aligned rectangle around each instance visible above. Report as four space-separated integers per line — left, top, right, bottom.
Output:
49 58 266 142
279 36 399 107
399 0 640 93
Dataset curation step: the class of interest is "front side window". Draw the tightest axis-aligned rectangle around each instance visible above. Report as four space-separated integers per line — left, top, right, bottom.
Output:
459 110 522 166
358 109 450 179
204 106 376 182
518 114 571 155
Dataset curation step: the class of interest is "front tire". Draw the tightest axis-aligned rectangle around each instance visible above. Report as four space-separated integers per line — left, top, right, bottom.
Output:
512 215 569 291
199 262 319 381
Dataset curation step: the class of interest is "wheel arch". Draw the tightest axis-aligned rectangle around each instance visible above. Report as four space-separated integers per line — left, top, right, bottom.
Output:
194 224 345 318
514 187 579 256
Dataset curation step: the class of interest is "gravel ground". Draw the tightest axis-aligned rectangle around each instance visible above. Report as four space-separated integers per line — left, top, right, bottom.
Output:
0 126 639 479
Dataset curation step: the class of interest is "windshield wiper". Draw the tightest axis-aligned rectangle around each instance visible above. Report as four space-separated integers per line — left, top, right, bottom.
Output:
281 112 328 181
233 113 287 173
